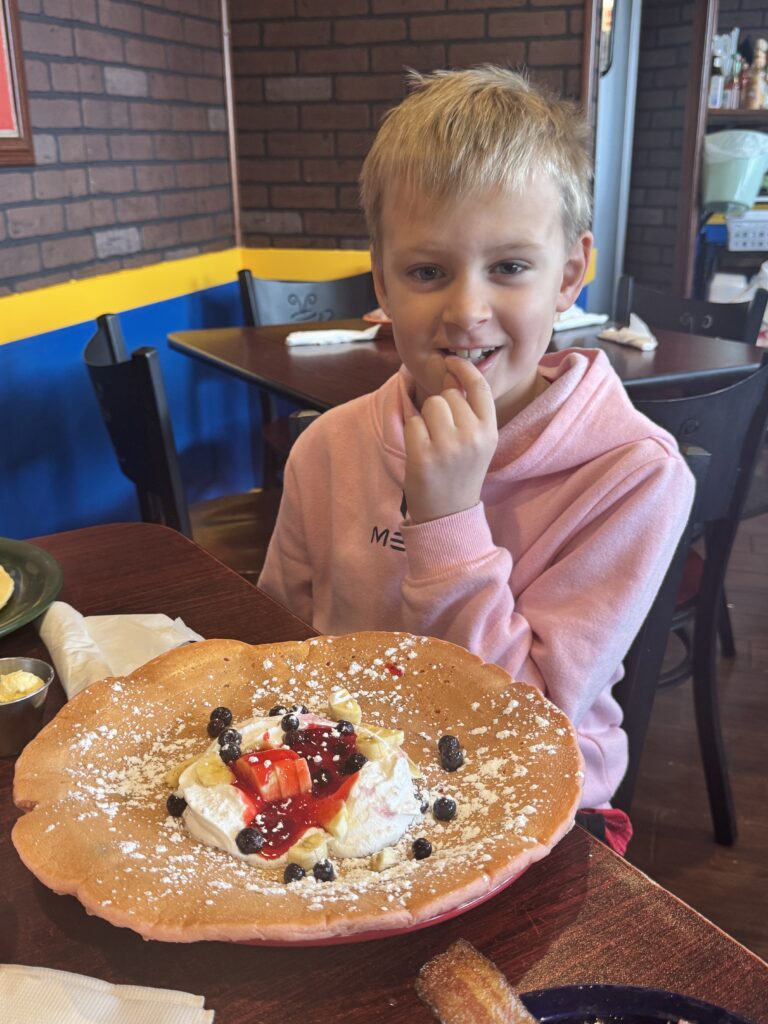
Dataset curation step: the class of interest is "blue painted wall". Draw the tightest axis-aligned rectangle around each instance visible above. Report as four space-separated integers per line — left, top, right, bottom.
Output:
0 282 277 540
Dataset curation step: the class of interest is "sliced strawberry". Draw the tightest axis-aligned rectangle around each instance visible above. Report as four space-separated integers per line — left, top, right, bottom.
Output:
275 757 312 798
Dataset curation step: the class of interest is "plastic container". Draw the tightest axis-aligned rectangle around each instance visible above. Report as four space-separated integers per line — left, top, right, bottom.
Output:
0 657 55 757
726 208 768 251
702 130 768 213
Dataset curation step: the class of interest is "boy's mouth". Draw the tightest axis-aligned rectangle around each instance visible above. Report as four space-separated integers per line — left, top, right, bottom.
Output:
440 347 500 366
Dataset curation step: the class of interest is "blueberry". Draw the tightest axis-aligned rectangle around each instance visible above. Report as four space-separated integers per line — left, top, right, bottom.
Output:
342 752 367 775
438 734 464 772
313 859 336 882
217 727 241 747
412 838 433 860
166 793 186 817
219 743 241 764
236 827 265 854
335 720 355 735
268 704 288 717
312 767 332 788
207 706 232 737
283 862 306 884
290 703 309 714
281 713 300 732
433 796 457 822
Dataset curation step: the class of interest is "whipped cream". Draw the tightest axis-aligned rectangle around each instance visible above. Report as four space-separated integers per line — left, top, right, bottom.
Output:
177 714 422 868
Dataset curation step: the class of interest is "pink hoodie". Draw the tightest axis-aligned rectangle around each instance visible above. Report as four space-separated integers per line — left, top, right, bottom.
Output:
259 348 695 807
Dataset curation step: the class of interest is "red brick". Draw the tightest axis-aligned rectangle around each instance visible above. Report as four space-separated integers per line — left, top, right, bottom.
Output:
59 134 110 163
0 174 34 203
265 76 333 102
199 186 230 214
98 0 142 32
233 49 295 75
299 47 368 74
236 103 297 131
142 221 181 249
242 209 303 234
334 17 406 44
74 27 124 61
230 22 262 48
263 21 331 47
34 168 87 199
335 74 403 101
191 135 227 159
15 271 72 293
65 198 115 230
104 66 148 97
0 217 6 244
136 164 177 191
21 21 74 56
298 0 366 13
153 135 193 160
24 60 51 91
180 216 216 242
528 38 581 65
370 43 445 71
148 72 188 101
51 61 103 93
269 131 334 157
303 103 370 130
0 244 42 279
130 102 173 130
176 163 212 188
29 98 82 128
374 0 445 10
339 185 362 208
43 0 96 20
233 78 264 103
302 158 361 183
167 45 205 75
7 204 64 239
42 234 95 268
116 194 159 222
411 13 484 39
110 134 153 161
213 211 234 238
82 99 130 129
210 164 230 185
171 107 209 132
569 8 583 34
239 157 300 182
203 50 223 76
449 40 525 66
185 16 220 48
158 190 202 217
489 10 567 37
124 38 167 69
271 184 336 208
230 0 293 19
240 184 269 206
305 210 366 234
144 10 184 40
187 75 224 104
337 130 377 157
88 166 135 193
531 66 565 94
237 132 266 155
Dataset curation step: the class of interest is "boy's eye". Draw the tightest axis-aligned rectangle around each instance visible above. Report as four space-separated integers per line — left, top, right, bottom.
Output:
493 260 525 276
409 265 443 282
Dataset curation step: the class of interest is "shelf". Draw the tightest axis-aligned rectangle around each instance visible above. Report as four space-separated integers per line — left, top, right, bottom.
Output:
707 109 768 128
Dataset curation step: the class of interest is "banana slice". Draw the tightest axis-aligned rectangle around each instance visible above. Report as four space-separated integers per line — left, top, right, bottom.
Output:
328 686 362 725
322 801 349 840
370 847 399 872
165 755 200 789
359 723 405 747
195 754 235 787
355 733 390 762
286 829 328 870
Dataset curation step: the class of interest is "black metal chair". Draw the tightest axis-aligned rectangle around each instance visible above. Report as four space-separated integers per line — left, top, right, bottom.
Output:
613 353 768 845
237 269 376 485
84 314 282 584
615 274 767 344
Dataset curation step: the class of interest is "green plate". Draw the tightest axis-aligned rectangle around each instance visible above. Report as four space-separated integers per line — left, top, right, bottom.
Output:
0 538 64 639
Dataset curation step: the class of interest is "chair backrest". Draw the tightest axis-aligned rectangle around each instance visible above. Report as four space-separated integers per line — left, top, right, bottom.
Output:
84 314 192 537
237 269 377 327
612 353 768 811
615 274 767 344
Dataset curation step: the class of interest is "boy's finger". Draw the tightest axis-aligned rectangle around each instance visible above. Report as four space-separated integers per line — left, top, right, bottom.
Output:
444 356 496 421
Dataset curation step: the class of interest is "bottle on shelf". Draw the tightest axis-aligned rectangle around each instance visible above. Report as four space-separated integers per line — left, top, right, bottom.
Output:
724 53 741 109
745 39 766 110
708 54 725 109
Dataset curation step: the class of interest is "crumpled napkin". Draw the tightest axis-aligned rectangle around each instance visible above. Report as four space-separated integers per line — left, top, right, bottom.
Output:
36 601 203 700
285 324 381 346
598 313 659 351
0 964 213 1024
552 303 610 332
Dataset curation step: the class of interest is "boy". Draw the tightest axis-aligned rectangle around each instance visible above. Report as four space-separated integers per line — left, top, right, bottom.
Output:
259 67 694 812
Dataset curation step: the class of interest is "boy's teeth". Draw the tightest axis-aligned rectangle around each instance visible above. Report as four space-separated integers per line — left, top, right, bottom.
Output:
447 348 495 363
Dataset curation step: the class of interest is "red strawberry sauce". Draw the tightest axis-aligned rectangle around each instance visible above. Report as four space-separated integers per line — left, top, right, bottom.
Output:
231 725 358 858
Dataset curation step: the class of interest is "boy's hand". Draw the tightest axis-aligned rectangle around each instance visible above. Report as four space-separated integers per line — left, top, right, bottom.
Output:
404 355 498 525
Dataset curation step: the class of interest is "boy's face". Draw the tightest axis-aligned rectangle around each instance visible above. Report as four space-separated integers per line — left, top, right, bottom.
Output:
371 179 592 426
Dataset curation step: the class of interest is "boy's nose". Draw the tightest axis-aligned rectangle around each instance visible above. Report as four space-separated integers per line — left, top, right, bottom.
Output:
441 280 492 332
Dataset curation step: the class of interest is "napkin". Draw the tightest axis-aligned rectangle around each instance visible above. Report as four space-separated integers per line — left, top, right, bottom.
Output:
552 303 610 332
598 313 659 351
285 324 381 346
36 601 203 700
0 964 213 1024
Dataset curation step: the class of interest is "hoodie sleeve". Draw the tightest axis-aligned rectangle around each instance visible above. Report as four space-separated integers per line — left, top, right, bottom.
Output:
399 441 694 729
258 457 314 626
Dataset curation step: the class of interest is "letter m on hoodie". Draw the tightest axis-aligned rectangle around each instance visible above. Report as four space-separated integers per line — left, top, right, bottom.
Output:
371 525 389 546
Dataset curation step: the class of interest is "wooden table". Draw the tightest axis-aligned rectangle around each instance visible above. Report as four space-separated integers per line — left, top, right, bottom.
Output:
2 523 767 1023
168 320 764 409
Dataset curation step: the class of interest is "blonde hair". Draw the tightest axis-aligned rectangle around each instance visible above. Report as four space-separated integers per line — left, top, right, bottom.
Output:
359 65 593 248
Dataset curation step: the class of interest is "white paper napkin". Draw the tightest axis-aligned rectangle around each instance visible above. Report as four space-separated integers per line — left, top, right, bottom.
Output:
598 313 659 351
36 601 203 700
552 303 610 332
0 964 213 1024
285 324 381 346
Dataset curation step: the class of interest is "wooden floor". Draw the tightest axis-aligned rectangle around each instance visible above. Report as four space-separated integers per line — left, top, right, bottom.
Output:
628 511 768 962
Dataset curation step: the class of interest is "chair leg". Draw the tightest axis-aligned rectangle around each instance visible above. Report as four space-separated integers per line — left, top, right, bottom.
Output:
692 620 738 845
717 588 736 658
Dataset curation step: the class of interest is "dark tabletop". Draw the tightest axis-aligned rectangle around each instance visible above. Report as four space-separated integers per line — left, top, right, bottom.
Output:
2 523 767 1023
168 320 764 409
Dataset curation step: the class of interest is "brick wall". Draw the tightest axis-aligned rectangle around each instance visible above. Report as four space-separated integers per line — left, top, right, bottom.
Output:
230 0 586 250
0 0 233 296
717 0 768 36
623 0 694 290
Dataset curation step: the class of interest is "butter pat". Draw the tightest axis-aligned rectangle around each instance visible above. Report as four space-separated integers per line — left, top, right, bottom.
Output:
0 670 44 703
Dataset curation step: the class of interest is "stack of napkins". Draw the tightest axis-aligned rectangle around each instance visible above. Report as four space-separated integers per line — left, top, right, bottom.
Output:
598 313 658 351
36 601 203 700
0 964 213 1024
552 303 609 332
285 324 381 346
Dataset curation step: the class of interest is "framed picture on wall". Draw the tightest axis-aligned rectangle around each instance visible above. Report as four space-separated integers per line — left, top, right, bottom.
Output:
1 0 33 166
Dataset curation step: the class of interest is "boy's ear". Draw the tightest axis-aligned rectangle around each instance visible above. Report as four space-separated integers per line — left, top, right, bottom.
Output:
370 247 390 317
556 232 593 313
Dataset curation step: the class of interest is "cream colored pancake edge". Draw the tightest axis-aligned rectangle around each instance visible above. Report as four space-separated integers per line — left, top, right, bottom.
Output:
0 564 14 612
